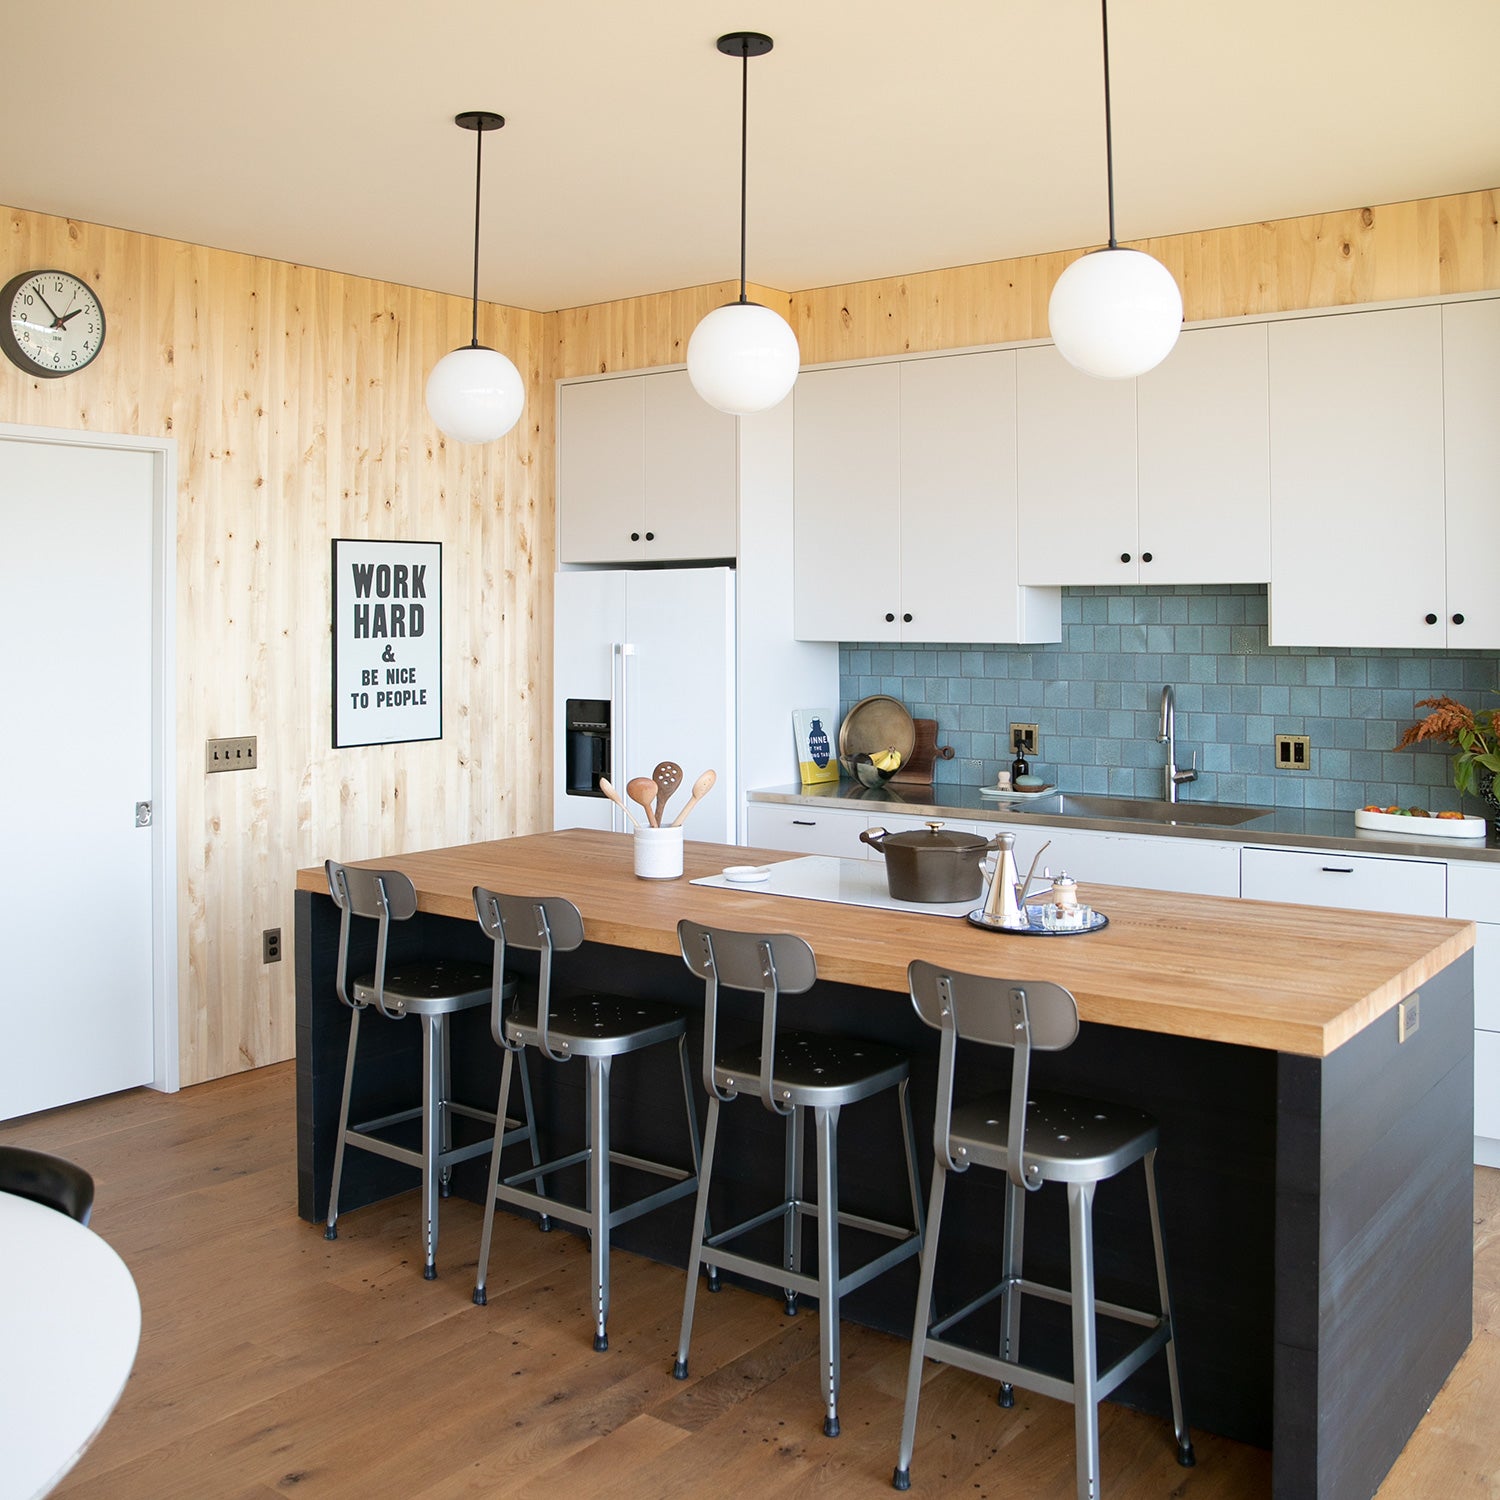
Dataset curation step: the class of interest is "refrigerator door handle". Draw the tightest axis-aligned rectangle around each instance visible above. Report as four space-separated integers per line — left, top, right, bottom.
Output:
613 642 636 833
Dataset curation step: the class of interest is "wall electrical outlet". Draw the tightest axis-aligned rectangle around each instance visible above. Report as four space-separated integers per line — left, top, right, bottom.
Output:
1398 992 1420 1043
1010 723 1039 755
263 928 282 964
1274 733 1311 770
207 735 258 773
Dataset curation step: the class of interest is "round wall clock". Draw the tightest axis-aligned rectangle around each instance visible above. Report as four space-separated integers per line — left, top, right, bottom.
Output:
0 269 106 377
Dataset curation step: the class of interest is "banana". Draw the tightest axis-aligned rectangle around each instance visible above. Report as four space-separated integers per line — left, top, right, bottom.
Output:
872 747 903 772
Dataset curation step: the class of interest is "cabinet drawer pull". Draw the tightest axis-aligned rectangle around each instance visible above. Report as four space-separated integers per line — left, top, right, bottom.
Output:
1424 613 1438 625
630 531 641 542
1120 552 1132 564
902 612 913 623
1141 551 1153 563
792 819 816 826
645 531 655 541
884 612 895 623
1321 866 1355 874
1453 613 1465 625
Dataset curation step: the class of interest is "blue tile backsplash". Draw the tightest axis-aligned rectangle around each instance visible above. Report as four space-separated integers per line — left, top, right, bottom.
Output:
839 586 1498 814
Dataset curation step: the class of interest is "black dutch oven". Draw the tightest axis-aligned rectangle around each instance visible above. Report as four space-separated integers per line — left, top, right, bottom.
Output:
860 821 1003 903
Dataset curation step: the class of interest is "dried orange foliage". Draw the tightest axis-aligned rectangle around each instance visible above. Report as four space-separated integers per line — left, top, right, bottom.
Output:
1394 696 1480 750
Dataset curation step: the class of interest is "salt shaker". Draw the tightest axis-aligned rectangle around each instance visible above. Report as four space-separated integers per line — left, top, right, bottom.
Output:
1050 872 1078 909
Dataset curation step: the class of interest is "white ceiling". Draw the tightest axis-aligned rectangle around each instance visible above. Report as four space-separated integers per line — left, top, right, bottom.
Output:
3 0 1497 313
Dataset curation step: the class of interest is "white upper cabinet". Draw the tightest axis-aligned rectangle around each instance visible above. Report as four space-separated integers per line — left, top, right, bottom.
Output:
558 369 737 565
898 352 1059 643
793 355 1060 644
1136 323 1271 583
792 362 902 641
1016 346 1138 586
1441 299 1500 647
1267 306 1447 648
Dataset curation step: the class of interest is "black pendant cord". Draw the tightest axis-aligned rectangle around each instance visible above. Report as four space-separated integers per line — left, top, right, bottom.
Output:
1101 0 1118 249
738 39 749 304
469 125 484 348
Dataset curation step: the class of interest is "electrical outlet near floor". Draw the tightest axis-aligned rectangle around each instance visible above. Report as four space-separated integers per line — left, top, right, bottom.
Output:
1010 723 1039 755
1274 733 1311 770
262 928 282 964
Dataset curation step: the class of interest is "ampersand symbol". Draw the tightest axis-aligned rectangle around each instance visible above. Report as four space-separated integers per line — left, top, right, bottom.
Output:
381 645 396 662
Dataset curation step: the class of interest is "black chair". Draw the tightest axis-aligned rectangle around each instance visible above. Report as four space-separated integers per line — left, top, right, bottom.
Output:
472 887 703 1352
673 919 924 1438
893 959 1193 1498
323 859 537 1280
0 1146 95 1224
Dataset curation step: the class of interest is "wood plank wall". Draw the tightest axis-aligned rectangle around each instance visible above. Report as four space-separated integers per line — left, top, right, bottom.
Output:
790 190 1500 365
2 185 1496 1090
0 207 552 1086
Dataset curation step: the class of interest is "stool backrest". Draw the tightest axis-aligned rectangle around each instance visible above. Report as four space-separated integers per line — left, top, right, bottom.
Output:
0 1146 95 1225
325 860 418 1019
677 919 817 1114
907 959 1079 1191
474 889 584 1061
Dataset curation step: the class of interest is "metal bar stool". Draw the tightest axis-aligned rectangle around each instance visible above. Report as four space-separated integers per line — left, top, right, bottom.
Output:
893 959 1194 1498
471 888 703 1351
323 859 538 1280
674 919 925 1439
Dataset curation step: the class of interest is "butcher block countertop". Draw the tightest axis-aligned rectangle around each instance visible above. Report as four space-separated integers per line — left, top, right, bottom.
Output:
297 829 1473 1059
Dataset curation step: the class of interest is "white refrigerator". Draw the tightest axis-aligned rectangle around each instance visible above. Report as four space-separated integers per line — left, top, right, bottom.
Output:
554 567 738 842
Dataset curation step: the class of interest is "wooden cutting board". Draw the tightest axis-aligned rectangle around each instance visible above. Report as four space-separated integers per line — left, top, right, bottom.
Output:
889 718 953 784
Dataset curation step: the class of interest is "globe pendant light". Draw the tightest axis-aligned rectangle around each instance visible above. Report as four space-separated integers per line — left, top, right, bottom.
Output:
425 111 526 444
1047 0 1182 380
687 32 800 416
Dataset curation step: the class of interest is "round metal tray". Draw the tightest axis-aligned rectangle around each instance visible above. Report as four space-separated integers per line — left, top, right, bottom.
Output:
966 907 1109 936
838 694 916 766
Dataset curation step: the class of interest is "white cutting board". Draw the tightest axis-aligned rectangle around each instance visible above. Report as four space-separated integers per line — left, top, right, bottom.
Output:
692 854 976 918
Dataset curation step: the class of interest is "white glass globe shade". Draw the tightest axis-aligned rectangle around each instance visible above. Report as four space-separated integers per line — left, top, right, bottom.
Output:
687 301 800 415
425 345 526 444
1047 248 1184 380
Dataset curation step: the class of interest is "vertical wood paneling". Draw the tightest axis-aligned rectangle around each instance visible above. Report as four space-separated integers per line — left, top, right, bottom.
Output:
1 205 552 1086
791 190 1500 365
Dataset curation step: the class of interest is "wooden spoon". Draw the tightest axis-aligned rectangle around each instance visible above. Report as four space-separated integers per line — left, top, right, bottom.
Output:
652 761 683 827
669 769 717 828
597 776 642 828
626 776 661 828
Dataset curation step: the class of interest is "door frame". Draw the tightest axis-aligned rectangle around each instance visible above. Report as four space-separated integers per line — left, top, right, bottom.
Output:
0 421 179 1094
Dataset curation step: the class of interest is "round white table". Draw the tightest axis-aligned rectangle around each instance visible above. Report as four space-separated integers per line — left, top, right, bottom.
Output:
0 1192 141 1500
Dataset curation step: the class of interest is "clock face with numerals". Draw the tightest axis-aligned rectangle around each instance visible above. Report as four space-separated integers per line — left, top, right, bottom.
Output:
0 269 106 377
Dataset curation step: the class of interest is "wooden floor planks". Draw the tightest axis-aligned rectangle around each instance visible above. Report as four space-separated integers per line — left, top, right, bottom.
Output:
1 1062 1494 1498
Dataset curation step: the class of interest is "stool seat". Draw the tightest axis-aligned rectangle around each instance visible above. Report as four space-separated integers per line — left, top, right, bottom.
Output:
715 1031 909 1107
502 989 687 1057
950 1091 1159 1184
351 958 492 1016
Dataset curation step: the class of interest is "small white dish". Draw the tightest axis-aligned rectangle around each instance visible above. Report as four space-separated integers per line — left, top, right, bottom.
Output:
722 865 771 883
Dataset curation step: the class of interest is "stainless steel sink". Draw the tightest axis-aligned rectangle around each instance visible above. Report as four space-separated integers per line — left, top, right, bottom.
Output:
1005 793 1270 828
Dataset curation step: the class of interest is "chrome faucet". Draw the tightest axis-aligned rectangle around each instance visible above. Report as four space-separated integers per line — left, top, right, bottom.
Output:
1158 685 1198 804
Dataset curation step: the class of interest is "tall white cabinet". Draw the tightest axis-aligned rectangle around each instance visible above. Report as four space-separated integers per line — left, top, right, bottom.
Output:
792 353 1061 644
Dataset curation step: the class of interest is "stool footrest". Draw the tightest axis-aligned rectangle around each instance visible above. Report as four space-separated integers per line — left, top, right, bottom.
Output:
492 1157 699 1235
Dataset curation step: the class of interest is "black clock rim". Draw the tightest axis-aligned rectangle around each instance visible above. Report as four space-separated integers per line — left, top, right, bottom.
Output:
0 268 106 379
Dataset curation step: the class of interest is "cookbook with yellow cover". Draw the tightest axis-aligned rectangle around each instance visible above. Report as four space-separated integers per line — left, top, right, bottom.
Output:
792 708 839 784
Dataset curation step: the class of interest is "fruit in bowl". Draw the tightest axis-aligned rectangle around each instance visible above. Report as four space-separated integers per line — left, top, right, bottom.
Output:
847 747 903 787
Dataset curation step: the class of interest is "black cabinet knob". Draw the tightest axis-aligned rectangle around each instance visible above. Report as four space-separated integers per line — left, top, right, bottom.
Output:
1453 613 1465 625
903 613 913 624
630 532 640 542
645 531 655 541
1120 552 1132 563
1424 613 1438 625
1141 551 1153 563
884 612 895 623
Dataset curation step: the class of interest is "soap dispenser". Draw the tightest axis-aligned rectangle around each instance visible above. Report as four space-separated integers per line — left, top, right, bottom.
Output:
1010 730 1030 784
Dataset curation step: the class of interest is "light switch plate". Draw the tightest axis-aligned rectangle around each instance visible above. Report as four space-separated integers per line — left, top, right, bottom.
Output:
206 735 257 773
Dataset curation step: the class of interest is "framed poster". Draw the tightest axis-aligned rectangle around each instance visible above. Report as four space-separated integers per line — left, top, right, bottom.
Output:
331 538 442 748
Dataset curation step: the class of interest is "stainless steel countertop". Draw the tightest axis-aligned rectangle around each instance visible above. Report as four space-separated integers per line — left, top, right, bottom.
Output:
748 781 1500 864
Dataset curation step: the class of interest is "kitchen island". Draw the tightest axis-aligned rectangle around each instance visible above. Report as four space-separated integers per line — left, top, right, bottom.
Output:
295 829 1475 1500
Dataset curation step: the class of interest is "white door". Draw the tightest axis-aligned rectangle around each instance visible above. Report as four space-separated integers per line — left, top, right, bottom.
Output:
1 438 158 1117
